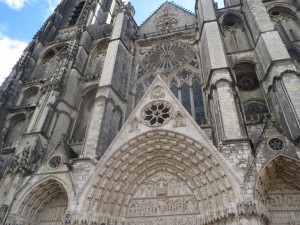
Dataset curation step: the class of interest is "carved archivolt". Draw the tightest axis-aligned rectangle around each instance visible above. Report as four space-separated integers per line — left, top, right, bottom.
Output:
75 131 243 225
256 156 300 225
6 179 68 225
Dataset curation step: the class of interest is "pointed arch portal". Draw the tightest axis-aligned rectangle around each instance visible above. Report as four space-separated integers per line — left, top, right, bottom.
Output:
256 155 300 225
7 179 68 225
75 130 246 225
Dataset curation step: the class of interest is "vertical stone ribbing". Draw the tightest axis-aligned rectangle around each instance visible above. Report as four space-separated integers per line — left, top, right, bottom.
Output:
197 0 245 143
243 0 300 141
82 5 133 158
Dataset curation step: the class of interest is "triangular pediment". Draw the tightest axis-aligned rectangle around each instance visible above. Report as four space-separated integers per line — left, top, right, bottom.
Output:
36 137 78 174
255 121 300 162
139 2 196 34
100 76 218 157
75 77 243 223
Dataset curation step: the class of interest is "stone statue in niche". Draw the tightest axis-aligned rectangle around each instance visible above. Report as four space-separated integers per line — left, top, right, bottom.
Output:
173 111 186 128
129 117 140 133
157 178 167 196
151 87 165 99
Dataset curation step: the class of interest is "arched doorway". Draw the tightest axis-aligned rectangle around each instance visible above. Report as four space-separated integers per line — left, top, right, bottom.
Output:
256 156 300 225
7 179 68 225
78 130 241 225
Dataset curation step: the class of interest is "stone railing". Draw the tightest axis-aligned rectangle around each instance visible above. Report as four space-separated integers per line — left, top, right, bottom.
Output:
136 24 197 39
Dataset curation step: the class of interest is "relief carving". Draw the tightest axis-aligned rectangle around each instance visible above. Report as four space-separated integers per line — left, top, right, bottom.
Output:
173 111 186 128
126 171 199 222
151 87 165 100
125 215 198 225
128 196 198 217
133 172 192 199
266 180 300 225
130 117 140 133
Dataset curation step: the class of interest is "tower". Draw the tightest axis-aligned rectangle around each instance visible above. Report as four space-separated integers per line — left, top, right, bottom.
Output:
0 0 300 224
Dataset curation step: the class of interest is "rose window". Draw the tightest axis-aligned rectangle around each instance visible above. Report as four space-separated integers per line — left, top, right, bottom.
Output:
156 17 178 30
142 101 172 126
268 138 284 151
49 156 62 169
141 42 194 74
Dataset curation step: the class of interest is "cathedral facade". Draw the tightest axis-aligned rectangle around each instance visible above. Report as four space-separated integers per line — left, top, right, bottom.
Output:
0 0 300 224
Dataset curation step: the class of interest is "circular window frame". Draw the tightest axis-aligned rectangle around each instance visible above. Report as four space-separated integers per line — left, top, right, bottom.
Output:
140 42 195 74
48 155 62 170
141 101 173 127
267 138 285 151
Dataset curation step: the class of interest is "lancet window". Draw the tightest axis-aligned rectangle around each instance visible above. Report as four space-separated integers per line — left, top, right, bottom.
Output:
69 1 86 26
20 86 39 106
135 42 206 125
234 62 270 122
269 7 300 42
32 45 68 80
3 114 26 148
221 14 252 53
71 88 97 144
86 40 109 78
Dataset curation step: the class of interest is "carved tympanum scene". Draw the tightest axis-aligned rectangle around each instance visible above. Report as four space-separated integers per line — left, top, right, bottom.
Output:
0 0 300 225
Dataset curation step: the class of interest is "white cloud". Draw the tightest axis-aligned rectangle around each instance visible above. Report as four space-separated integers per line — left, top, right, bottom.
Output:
0 0 30 10
0 34 27 84
46 0 60 14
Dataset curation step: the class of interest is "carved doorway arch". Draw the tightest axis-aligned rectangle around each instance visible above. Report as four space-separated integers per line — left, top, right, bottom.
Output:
6 179 69 225
256 155 300 225
78 130 242 225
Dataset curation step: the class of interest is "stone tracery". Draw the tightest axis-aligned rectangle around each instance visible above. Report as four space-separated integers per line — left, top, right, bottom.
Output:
135 42 205 124
269 6 300 42
140 42 195 74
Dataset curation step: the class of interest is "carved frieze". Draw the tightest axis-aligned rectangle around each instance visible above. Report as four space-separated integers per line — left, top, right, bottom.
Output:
126 171 199 223
151 87 165 100
125 215 198 225
128 196 198 217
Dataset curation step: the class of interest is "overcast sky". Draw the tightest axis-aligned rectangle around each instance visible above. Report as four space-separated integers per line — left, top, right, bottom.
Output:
0 0 224 84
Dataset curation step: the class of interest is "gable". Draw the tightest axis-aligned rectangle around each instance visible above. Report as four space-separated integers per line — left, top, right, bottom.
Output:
139 2 196 34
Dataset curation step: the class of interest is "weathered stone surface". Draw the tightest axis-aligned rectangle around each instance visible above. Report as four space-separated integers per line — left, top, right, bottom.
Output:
0 0 300 225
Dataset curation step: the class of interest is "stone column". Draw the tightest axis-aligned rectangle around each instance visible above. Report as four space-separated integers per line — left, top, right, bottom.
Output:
243 0 300 141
